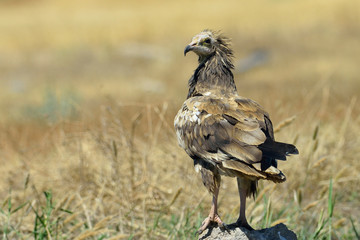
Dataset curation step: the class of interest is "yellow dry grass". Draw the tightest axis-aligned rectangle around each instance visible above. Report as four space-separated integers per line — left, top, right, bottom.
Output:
0 0 359 239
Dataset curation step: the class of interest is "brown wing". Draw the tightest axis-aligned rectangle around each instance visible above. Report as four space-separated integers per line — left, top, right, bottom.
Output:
174 95 290 182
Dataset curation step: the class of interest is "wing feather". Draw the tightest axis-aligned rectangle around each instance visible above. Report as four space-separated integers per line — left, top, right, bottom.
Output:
174 95 296 181
222 160 266 179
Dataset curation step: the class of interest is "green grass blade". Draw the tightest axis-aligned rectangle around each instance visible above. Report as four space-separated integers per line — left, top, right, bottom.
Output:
350 217 360 240
328 179 335 240
11 201 29 214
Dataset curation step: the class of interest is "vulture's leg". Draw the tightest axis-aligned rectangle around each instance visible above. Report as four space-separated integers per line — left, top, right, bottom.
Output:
236 177 255 230
197 167 224 234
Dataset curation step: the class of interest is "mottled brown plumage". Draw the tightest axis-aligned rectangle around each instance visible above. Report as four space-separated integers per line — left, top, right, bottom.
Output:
174 30 298 234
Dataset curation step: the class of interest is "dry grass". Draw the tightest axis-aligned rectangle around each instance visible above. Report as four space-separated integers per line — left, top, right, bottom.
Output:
0 0 359 239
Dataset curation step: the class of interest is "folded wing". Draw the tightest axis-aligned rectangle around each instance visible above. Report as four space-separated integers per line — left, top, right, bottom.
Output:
174 96 298 182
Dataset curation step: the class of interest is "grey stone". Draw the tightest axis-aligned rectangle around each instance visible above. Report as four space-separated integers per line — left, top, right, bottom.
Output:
199 223 297 240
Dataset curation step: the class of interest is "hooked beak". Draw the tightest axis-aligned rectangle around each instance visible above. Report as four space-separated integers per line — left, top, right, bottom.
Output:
184 42 196 56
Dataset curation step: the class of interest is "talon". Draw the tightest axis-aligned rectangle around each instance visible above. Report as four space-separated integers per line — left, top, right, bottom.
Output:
197 217 211 235
220 223 228 231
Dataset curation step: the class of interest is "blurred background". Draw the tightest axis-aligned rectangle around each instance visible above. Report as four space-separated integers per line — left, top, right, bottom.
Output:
0 0 359 239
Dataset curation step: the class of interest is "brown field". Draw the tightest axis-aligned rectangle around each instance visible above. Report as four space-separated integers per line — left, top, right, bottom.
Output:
0 0 359 239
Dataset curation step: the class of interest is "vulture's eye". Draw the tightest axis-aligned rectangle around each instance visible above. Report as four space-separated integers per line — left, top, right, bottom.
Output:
204 38 211 44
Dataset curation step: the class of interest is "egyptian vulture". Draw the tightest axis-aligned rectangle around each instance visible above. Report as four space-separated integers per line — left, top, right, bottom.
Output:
174 30 298 234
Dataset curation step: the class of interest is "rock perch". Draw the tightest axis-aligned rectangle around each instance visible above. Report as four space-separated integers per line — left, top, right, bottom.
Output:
199 223 297 240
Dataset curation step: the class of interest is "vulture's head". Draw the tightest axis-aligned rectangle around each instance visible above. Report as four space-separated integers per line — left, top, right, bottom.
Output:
184 30 232 60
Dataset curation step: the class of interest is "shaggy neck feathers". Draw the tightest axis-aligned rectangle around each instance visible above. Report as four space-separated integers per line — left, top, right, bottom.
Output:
187 37 236 99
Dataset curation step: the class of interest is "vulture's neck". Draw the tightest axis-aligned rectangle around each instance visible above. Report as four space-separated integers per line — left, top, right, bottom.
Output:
187 49 236 99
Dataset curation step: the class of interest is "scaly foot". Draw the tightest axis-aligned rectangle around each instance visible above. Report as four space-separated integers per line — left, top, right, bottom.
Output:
197 214 226 235
236 219 254 231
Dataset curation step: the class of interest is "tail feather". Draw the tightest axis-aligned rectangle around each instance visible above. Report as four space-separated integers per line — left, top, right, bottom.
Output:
259 139 299 161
